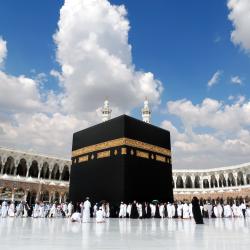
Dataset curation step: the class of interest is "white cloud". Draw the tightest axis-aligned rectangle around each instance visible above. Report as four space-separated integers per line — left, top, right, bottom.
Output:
167 98 250 132
163 98 250 169
0 37 7 67
0 113 88 157
228 0 250 54
207 70 222 87
231 75 242 84
53 0 163 116
0 71 43 113
228 95 245 104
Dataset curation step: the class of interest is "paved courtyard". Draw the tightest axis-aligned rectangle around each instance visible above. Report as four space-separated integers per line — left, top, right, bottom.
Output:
0 218 249 250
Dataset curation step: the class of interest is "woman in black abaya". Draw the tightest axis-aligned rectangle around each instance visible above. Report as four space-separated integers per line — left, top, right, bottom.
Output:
192 197 204 224
130 200 139 219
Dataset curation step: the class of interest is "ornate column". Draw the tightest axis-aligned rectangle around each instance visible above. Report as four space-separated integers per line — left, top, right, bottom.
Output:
215 174 219 188
24 190 28 201
26 162 31 178
49 167 52 179
49 192 52 203
0 160 6 174
244 173 248 185
224 172 229 187
173 175 177 189
36 183 42 201
233 172 238 186
191 176 195 189
199 176 203 189
38 163 43 179
36 192 40 201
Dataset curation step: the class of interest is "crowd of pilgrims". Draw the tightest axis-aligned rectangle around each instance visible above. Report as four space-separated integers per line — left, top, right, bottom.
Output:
1 197 250 224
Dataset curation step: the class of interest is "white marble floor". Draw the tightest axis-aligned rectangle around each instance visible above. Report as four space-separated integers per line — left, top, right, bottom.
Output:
0 217 249 250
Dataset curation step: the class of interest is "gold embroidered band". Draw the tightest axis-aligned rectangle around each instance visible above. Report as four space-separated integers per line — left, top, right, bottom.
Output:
72 137 171 158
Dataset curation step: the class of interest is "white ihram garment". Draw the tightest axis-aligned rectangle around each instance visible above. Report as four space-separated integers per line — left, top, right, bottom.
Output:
167 204 172 218
159 205 165 218
177 204 183 217
96 210 105 223
1 201 8 218
223 205 232 218
8 203 15 217
71 212 81 222
182 203 190 219
82 200 91 222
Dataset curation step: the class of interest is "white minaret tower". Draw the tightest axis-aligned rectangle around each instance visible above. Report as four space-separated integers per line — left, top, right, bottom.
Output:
101 99 112 122
141 98 151 123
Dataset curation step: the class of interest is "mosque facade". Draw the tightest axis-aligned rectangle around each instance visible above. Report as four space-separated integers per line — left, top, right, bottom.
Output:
0 146 250 202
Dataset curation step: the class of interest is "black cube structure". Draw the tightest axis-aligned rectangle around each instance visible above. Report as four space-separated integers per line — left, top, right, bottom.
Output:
69 115 173 204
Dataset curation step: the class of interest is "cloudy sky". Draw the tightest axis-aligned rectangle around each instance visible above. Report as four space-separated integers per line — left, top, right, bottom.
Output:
0 0 250 169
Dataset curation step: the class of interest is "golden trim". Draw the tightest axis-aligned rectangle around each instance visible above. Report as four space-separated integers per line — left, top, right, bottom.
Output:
121 147 127 155
79 155 88 163
156 155 166 163
136 150 149 159
72 137 171 157
97 150 110 159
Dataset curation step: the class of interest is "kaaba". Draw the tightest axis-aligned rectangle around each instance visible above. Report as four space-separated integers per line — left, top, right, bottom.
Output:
69 115 173 204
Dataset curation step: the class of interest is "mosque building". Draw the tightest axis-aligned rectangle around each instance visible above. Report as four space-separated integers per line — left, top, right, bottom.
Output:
0 100 250 203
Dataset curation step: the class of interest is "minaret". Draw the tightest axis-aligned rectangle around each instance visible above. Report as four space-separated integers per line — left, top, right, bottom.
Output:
141 98 151 123
101 99 112 122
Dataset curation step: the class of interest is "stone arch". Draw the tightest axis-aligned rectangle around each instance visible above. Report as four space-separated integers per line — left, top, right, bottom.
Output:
246 174 250 185
61 165 70 181
51 164 60 180
26 190 37 205
16 158 27 177
203 179 209 188
54 191 60 202
3 156 15 175
219 174 226 187
40 162 50 179
228 172 236 186
0 187 12 200
194 176 200 188
210 175 218 188
237 171 244 186
41 190 49 202
176 176 184 188
185 175 193 188
14 188 25 201
28 160 39 178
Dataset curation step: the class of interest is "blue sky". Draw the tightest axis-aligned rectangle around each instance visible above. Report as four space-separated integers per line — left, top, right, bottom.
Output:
0 0 250 168
1 0 249 110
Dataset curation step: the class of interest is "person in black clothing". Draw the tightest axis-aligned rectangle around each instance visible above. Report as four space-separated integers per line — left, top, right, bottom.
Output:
142 202 147 218
164 203 168 218
154 204 161 218
130 200 139 219
192 197 204 224
146 203 151 218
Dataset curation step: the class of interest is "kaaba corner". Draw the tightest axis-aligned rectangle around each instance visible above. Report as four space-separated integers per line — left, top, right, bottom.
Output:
69 114 173 204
